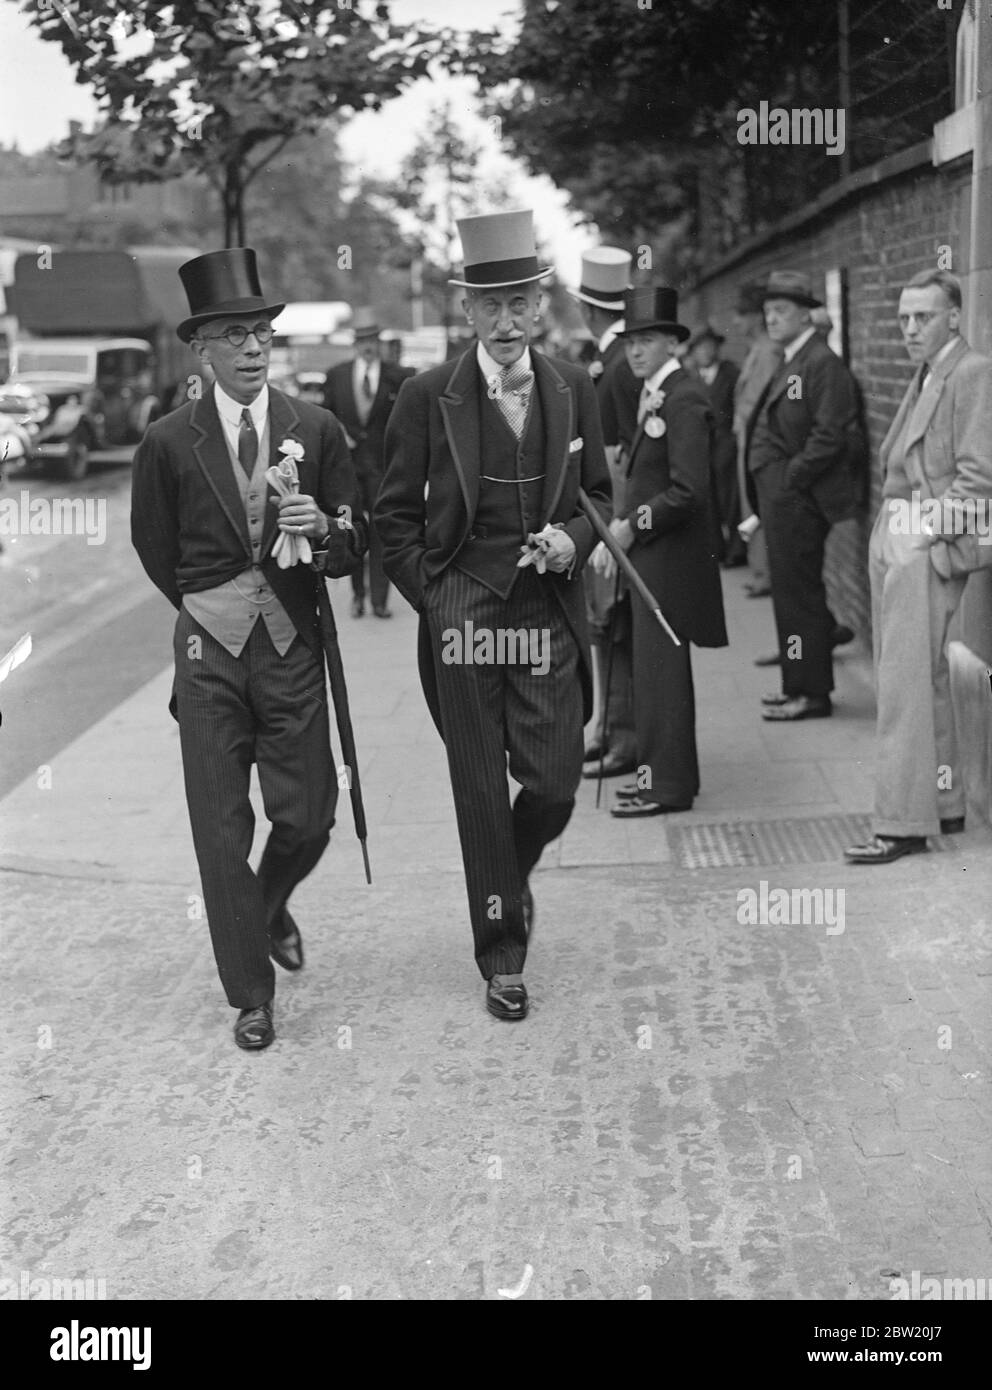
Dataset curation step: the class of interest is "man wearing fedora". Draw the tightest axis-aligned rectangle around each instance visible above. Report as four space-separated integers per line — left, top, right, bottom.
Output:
689 323 742 567
746 270 860 721
571 246 640 779
131 249 367 1051
323 307 414 619
375 210 612 1022
595 287 727 818
846 268 992 865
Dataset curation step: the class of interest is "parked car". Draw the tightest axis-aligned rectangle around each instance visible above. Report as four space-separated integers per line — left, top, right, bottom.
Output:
0 381 48 475
5 338 162 480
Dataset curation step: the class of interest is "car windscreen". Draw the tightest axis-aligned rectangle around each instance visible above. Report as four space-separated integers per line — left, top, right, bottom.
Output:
14 350 91 377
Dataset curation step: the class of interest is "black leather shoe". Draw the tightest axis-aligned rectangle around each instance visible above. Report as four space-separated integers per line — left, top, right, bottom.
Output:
269 909 303 972
486 975 529 1021
583 738 605 762
844 834 927 865
831 623 855 648
940 816 965 834
754 651 783 667
372 605 392 619
522 883 534 939
745 584 772 598
582 753 637 779
234 1001 274 1050
761 695 832 721
611 795 691 818
761 691 791 706
351 597 365 619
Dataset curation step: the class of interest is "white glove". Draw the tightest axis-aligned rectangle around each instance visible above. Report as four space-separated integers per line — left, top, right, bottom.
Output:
590 540 616 581
517 524 576 574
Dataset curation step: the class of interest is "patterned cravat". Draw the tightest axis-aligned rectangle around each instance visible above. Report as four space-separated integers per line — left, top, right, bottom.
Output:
238 407 258 476
489 360 534 439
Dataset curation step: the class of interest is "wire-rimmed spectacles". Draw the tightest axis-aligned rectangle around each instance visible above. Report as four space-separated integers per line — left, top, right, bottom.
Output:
200 322 275 347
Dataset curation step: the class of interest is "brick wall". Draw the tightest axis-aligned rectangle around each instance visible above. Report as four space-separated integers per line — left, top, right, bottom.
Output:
683 149 974 638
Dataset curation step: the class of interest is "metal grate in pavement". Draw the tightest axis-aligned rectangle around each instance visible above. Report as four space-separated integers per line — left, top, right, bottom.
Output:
669 815 958 870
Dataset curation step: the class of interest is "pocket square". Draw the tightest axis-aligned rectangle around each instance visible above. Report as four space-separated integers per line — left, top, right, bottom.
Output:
569 436 584 453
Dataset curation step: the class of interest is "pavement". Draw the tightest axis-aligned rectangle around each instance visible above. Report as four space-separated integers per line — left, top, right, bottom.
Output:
1 554 990 1301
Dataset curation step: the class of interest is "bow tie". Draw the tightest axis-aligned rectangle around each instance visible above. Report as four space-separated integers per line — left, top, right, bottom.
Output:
487 365 534 400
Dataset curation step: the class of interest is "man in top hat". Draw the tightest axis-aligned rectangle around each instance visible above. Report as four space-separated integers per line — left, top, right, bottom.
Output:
571 246 640 779
745 269 860 721
732 280 781 598
323 307 414 619
374 210 612 1022
593 286 727 818
689 323 742 567
131 249 367 1051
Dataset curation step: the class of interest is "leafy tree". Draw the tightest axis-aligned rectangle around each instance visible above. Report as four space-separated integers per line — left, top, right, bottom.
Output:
22 0 446 245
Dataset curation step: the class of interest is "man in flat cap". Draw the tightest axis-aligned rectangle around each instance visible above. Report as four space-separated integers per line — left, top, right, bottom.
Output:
746 270 860 720
131 248 366 1051
375 210 612 1022
571 246 640 779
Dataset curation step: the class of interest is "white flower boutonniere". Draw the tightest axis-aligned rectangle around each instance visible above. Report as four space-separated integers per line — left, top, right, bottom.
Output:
278 438 305 463
643 389 667 438
588 360 604 380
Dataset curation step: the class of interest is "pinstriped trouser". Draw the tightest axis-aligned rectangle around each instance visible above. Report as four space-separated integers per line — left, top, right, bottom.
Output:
423 565 584 978
173 608 337 1010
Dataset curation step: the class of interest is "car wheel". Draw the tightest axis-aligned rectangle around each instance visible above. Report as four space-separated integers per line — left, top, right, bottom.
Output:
54 430 90 482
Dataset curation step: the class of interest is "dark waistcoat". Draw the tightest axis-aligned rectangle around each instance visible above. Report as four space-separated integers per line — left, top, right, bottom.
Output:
454 382 546 598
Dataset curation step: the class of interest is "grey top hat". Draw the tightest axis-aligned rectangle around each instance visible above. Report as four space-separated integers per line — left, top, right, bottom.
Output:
449 210 553 290
571 246 632 310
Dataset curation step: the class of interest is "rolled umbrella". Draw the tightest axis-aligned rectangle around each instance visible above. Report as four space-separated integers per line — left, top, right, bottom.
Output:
577 487 682 648
315 577 372 885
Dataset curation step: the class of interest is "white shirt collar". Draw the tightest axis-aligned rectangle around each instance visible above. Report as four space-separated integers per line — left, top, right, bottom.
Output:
598 320 624 355
214 380 268 428
477 341 533 380
643 355 681 396
782 326 817 363
354 355 379 384
698 362 719 385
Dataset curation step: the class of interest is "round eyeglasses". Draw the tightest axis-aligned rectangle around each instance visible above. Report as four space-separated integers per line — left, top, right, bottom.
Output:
201 322 275 347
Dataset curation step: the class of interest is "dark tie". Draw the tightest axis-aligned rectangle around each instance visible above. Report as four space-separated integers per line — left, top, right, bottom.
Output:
363 367 374 401
916 363 931 397
238 407 258 476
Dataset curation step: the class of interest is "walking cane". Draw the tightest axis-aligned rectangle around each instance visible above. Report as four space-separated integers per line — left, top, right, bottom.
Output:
595 565 622 810
577 488 681 648
315 578 372 885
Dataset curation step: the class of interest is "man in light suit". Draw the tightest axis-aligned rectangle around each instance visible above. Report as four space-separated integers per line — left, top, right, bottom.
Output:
323 308 413 619
846 269 992 864
375 210 612 1021
131 249 366 1049
593 287 728 818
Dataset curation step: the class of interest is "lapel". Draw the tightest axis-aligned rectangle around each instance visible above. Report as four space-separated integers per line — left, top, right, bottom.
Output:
626 365 683 474
261 388 304 558
904 337 969 450
534 350 573 523
438 349 482 521
764 334 815 410
190 391 251 557
879 382 915 474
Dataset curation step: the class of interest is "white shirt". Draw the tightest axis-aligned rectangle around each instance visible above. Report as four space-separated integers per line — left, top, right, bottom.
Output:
698 362 719 386
598 320 625 356
353 356 380 408
214 381 268 457
477 341 533 383
782 326 817 363
638 355 682 421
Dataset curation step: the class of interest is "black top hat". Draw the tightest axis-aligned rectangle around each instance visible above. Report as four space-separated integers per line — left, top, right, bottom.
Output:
616 286 690 343
177 248 285 344
689 322 725 349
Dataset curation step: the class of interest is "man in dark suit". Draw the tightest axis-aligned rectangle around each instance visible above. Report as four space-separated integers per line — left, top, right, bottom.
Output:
689 324 743 566
846 269 992 864
131 249 366 1051
594 287 728 818
747 270 860 721
571 246 640 778
375 210 612 1022
323 307 413 619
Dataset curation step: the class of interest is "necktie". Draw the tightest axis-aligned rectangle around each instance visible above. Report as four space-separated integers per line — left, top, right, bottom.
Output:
916 363 931 397
490 361 534 439
363 367 374 401
638 384 653 424
238 407 258 476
